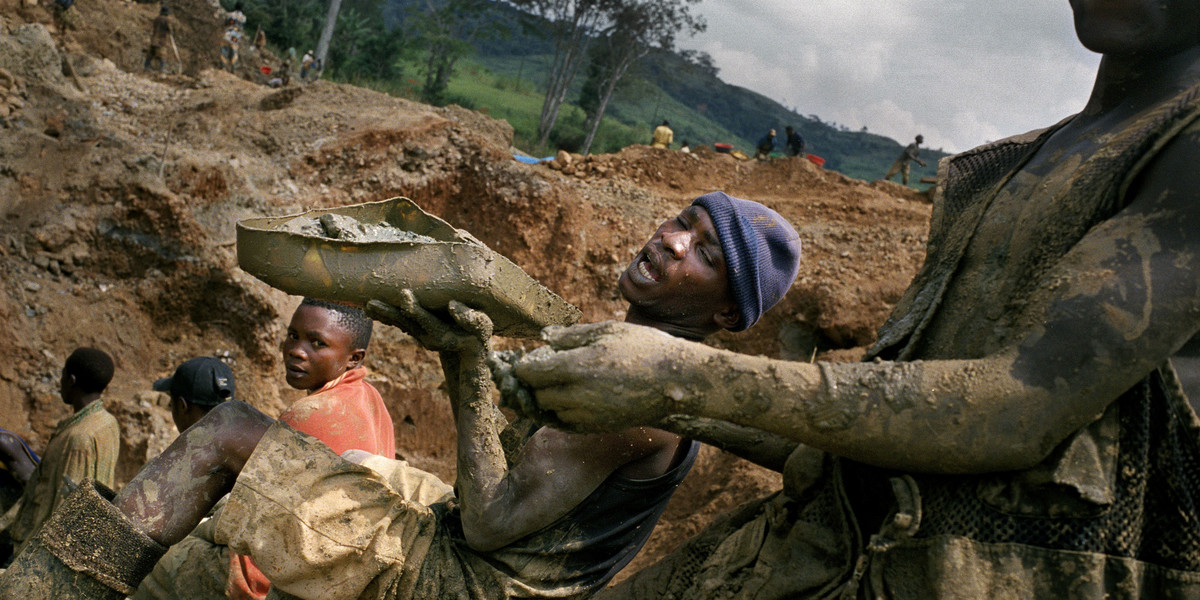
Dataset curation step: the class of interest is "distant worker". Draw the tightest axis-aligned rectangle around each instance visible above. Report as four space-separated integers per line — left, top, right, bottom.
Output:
883 134 928 185
52 0 78 32
652 119 674 149
219 2 246 73
282 47 297 86
3 348 119 556
784 125 806 157
680 140 691 153
143 4 177 73
300 50 314 81
754 128 776 160
252 27 266 56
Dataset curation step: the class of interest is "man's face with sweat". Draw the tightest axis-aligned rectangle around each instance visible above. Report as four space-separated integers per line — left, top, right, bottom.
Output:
619 205 737 330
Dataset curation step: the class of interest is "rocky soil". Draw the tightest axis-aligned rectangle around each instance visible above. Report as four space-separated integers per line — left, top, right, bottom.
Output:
0 0 933 582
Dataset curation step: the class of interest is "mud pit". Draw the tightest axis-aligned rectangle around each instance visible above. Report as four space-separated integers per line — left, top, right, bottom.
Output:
0 0 933 586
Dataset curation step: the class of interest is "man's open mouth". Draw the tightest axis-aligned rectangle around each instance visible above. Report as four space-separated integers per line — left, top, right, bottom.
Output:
637 252 661 282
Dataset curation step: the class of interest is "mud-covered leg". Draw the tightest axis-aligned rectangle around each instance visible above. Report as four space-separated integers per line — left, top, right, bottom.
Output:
0 402 274 600
0 481 166 600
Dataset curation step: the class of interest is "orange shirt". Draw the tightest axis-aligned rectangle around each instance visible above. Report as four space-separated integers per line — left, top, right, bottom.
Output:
229 368 395 600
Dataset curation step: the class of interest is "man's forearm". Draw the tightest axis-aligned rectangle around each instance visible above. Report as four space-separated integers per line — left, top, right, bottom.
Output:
657 415 797 472
673 349 1101 474
452 349 511 546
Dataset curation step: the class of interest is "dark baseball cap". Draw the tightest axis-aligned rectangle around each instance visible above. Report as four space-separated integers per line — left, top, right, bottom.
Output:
153 357 235 406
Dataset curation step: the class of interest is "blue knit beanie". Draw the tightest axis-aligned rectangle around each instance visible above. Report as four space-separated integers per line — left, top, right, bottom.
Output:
692 192 801 331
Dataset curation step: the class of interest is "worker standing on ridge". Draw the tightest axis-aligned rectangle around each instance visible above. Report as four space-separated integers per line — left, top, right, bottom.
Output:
651 120 674 149
883 134 927 185
143 4 177 73
754 128 776 160
784 125 806 157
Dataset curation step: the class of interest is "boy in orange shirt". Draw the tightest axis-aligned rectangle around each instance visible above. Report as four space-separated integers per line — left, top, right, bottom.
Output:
228 298 395 600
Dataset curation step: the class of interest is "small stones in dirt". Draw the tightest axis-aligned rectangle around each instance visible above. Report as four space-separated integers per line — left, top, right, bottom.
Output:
0 67 27 124
258 86 302 111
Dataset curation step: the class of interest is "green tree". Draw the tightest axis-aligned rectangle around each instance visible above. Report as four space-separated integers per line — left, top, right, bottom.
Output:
235 0 325 53
327 7 407 81
507 0 618 153
410 0 500 105
577 0 703 155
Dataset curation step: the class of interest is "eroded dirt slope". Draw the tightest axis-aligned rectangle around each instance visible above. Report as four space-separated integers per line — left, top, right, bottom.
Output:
0 0 933 579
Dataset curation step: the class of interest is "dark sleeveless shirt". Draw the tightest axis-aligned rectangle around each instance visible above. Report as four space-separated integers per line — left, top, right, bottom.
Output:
438 439 699 599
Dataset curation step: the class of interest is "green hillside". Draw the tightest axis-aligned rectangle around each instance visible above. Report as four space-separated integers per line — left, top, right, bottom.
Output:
377 0 945 185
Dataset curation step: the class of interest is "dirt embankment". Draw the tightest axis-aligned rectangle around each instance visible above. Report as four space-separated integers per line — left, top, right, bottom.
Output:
0 0 933 578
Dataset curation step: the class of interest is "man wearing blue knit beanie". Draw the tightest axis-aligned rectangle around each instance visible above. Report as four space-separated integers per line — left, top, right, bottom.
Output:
617 191 800 339
688 192 801 332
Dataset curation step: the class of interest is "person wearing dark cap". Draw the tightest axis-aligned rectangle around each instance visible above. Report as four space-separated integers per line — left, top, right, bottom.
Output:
0 193 801 600
131 357 237 600
154 356 234 432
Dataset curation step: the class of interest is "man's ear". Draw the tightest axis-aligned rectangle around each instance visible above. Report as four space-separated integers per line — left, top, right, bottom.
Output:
348 348 366 370
713 304 740 331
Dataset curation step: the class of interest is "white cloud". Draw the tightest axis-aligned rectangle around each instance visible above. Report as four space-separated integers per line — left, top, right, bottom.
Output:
679 0 1102 153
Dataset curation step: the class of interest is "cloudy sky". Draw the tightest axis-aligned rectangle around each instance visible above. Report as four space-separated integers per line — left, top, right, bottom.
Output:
678 1 1102 153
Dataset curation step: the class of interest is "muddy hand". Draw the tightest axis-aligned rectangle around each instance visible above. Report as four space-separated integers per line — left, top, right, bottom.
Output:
488 349 567 428
511 321 698 431
366 290 492 352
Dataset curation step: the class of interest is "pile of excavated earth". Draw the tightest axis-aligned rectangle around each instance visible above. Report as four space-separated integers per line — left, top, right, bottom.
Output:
0 0 933 579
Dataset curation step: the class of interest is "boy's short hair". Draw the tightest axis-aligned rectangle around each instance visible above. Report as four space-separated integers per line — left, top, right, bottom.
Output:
300 298 373 350
64 348 115 394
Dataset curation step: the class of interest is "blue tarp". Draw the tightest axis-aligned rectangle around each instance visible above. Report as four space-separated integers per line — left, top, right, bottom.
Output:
513 154 555 164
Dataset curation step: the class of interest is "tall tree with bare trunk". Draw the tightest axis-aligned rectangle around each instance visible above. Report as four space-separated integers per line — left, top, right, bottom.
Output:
509 0 618 153
315 0 343 67
578 0 704 155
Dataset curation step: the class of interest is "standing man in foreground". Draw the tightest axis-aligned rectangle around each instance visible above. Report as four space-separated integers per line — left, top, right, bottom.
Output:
2 348 119 557
0 192 801 600
510 1 1200 597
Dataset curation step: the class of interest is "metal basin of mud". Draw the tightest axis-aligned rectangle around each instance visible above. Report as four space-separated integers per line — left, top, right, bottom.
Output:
236 197 581 338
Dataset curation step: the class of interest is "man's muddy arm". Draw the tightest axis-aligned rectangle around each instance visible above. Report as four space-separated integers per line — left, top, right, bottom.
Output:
657 415 797 472
112 402 273 545
421 303 653 552
516 140 1200 474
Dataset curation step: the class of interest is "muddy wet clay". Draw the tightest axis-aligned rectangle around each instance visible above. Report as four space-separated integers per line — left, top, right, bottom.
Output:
280 213 439 245
238 197 581 339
